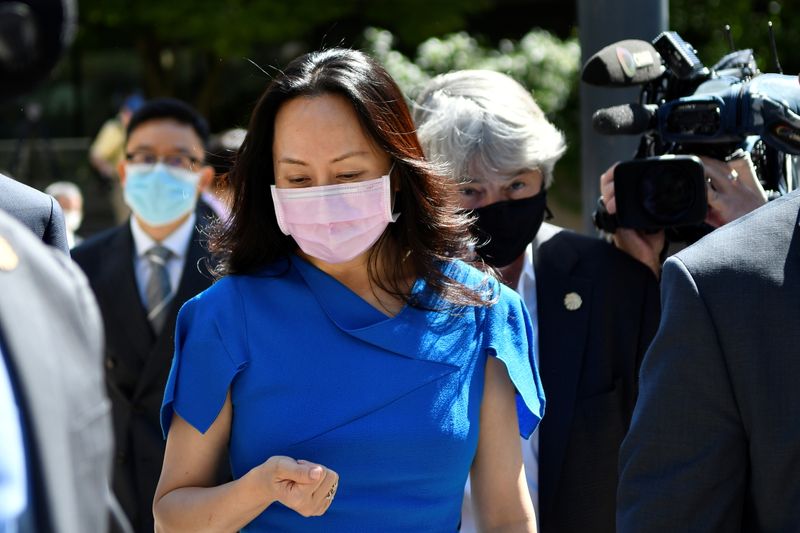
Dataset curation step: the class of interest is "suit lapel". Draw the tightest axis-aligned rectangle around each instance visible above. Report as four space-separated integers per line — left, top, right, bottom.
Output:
533 226 593 520
134 226 212 398
94 226 154 363
0 293 62 533
0 225 71 532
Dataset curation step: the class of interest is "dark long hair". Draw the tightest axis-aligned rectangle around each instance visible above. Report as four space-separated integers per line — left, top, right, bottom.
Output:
210 48 493 308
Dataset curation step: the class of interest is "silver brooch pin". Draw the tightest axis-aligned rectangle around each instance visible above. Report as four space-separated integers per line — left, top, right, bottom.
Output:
564 292 582 311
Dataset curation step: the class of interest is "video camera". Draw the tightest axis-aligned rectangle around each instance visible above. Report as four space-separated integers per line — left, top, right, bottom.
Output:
584 30 800 240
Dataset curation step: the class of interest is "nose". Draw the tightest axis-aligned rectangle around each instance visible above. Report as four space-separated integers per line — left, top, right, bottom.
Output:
314 173 337 187
475 189 506 208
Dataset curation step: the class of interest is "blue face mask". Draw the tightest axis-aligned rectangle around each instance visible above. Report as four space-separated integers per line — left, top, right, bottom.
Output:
123 163 201 226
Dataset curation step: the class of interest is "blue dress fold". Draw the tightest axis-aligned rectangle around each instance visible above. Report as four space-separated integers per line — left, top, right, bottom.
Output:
161 255 545 532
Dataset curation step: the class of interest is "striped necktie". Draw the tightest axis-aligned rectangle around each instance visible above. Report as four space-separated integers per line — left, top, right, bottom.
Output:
144 245 173 334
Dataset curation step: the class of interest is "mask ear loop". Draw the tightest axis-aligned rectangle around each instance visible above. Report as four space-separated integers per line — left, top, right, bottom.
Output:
386 162 401 221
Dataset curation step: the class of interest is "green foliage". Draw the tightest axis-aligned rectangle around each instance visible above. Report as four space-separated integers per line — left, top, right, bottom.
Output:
78 0 489 57
670 0 798 75
343 0 491 46
79 1 353 56
364 27 581 114
74 0 494 118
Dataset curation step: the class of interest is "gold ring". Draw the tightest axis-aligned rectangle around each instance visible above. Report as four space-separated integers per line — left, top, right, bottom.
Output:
324 481 338 501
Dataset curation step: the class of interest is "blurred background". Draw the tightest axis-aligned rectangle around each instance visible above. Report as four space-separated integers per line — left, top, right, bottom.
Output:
0 0 794 235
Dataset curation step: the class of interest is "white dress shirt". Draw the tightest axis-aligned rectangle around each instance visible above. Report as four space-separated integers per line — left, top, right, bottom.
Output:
129 213 196 308
0 346 27 531
460 242 540 531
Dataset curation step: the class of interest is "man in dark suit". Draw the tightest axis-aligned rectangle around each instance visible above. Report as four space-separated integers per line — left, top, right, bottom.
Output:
0 209 116 533
0 173 68 254
617 189 800 532
72 98 215 532
532 223 660 532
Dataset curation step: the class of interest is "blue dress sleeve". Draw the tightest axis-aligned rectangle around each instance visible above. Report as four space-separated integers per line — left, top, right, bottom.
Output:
160 278 249 437
485 283 545 439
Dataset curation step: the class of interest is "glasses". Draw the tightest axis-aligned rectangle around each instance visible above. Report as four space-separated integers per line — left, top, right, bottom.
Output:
126 152 201 171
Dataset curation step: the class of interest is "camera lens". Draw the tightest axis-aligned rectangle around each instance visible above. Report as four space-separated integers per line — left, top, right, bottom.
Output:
666 102 722 137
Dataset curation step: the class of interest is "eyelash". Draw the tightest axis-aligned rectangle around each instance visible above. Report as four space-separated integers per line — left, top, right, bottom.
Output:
282 172 364 186
337 172 362 180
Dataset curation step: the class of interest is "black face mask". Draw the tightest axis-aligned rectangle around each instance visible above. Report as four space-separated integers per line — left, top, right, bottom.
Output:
473 190 548 268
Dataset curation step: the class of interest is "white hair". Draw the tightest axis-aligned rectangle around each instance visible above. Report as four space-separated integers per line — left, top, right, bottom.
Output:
45 181 83 201
412 70 566 188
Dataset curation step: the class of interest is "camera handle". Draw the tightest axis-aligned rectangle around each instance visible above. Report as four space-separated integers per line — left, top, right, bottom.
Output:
592 196 619 233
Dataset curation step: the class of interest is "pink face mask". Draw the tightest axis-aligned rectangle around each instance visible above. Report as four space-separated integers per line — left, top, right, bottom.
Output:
271 172 399 264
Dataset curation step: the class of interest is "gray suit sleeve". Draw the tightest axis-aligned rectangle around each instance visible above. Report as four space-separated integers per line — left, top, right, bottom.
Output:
617 256 747 532
43 195 69 255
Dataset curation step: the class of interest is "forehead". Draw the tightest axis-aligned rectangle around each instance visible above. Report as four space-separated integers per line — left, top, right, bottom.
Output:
55 195 82 208
126 118 204 155
272 94 382 159
463 166 543 184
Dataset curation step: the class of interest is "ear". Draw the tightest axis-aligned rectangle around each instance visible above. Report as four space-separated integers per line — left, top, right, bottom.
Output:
117 160 127 187
390 165 401 193
196 165 215 193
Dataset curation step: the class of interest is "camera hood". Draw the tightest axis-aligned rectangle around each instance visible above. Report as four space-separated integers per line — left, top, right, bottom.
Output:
614 155 708 231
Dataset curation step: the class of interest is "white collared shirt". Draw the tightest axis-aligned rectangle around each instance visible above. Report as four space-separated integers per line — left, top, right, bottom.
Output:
0 346 27 528
516 242 541 523
461 242 541 531
129 213 196 307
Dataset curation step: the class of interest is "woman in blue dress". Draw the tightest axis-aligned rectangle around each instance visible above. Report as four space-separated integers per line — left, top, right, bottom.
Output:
153 48 545 532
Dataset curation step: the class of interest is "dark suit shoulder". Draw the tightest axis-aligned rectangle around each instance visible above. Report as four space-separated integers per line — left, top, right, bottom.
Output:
676 190 800 284
0 174 68 253
536 223 656 282
71 224 129 273
0 173 52 211
72 225 127 256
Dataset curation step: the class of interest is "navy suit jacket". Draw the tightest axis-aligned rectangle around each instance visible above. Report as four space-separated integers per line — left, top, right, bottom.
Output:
71 210 215 533
618 190 800 532
0 173 68 254
533 223 660 533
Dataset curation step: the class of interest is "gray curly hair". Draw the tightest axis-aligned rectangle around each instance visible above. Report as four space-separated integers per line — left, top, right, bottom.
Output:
412 69 566 188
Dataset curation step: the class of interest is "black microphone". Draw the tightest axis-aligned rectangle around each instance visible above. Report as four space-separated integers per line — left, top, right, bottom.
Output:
582 39 666 87
592 103 658 135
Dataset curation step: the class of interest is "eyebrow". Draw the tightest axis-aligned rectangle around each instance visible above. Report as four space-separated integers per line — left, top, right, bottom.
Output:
127 144 195 156
465 169 539 184
332 150 369 163
277 150 370 166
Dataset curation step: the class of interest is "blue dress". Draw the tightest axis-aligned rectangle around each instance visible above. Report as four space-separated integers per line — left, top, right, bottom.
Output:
161 255 545 531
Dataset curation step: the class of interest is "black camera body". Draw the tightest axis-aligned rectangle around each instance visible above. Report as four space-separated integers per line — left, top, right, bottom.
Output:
584 31 800 239
613 155 707 231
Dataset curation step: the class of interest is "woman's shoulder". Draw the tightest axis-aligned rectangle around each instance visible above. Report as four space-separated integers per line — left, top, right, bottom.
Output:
182 259 296 313
438 259 522 309
440 258 491 287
